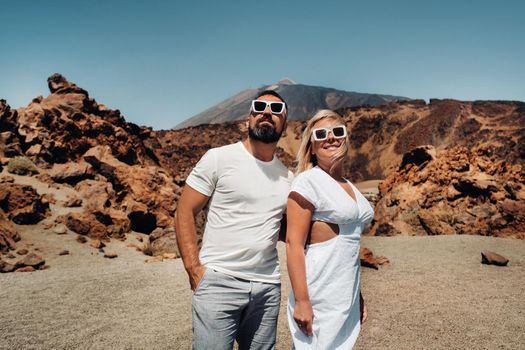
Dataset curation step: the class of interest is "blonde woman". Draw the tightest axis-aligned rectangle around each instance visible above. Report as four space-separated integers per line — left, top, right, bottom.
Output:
286 110 374 349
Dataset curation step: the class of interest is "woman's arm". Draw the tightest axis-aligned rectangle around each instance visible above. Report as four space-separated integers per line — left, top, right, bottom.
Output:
286 191 315 336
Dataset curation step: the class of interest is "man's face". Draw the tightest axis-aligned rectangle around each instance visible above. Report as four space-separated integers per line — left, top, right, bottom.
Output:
247 94 287 144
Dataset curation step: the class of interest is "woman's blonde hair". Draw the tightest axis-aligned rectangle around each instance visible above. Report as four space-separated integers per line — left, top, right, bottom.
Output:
295 109 349 174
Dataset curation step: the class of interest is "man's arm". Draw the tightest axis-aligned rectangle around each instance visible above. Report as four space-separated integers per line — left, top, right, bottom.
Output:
175 185 210 291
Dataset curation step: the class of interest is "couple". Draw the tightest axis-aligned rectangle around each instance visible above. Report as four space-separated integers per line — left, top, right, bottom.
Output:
176 90 374 349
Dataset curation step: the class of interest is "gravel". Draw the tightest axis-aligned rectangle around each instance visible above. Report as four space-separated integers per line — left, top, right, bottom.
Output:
1 235 524 350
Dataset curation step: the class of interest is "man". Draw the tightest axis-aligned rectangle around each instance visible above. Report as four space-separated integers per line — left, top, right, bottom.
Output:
175 90 294 350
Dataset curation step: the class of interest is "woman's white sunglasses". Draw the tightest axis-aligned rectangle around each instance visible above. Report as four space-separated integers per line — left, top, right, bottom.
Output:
311 125 347 141
251 100 286 114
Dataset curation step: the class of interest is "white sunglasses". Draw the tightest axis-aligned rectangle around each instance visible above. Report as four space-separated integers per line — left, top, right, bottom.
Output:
311 125 347 141
251 100 286 114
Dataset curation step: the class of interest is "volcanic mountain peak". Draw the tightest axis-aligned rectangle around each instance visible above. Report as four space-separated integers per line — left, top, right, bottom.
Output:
266 77 297 90
174 81 410 129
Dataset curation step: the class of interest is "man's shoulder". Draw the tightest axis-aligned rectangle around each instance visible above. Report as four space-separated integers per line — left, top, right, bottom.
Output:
207 141 242 157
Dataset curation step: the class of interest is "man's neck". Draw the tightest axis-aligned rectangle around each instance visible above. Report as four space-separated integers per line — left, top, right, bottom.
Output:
242 138 277 162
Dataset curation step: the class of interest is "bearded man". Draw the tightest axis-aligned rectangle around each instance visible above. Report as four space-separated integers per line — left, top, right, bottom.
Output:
176 90 293 350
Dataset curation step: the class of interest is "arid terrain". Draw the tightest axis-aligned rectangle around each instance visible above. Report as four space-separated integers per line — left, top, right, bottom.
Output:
1 228 523 349
1 74 524 349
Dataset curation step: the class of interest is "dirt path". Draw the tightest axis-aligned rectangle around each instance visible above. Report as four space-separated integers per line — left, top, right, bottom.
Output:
1 233 524 349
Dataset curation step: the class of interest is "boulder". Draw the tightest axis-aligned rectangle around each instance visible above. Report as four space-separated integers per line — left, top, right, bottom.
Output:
0 211 20 252
360 247 378 269
0 183 50 224
103 251 118 259
15 253 45 269
481 251 509 266
0 260 16 273
149 228 179 257
48 161 95 185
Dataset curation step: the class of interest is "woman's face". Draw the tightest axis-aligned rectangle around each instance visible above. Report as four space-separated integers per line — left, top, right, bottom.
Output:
310 118 347 164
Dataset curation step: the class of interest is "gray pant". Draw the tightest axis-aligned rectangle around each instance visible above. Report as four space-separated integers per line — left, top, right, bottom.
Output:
192 268 281 350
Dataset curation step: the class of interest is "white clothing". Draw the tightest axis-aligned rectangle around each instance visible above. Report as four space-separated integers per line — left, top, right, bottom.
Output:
186 141 294 284
287 166 374 349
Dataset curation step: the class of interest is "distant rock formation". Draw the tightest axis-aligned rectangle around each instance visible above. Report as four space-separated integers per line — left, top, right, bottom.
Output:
174 78 409 129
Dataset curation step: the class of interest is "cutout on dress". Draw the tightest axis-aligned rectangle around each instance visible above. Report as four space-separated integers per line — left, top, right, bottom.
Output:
307 221 340 245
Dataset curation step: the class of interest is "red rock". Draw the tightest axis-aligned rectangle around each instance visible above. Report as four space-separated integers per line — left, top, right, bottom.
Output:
481 251 509 266
376 256 390 265
90 239 105 249
126 243 143 252
64 197 83 207
16 249 28 255
360 247 379 270
103 251 118 259
15 266 35 272
145 256 163 263
0 183 50 224
0 211 20 252
58 250 69 256
76 235 87 243
48 161 94 185
149 228 179 257
0 260 15 273
53 226 67 235
61 212 92 236
15 253 45 269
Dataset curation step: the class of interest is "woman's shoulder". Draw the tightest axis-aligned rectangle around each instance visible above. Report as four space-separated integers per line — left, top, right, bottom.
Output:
292 167 320 186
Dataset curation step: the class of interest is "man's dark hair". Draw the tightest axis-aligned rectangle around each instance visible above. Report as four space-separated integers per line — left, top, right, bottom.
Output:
256 90 287 106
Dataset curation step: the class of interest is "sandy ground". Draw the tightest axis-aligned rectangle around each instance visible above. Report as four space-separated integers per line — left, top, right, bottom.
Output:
1 229 524 350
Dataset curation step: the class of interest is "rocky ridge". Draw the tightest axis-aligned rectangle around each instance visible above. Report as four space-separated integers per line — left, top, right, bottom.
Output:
1 74 524 273
370 145 525 239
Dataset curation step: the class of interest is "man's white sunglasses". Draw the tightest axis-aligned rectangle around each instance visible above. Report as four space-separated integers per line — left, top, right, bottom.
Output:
311 125 347 141
251 100 286 114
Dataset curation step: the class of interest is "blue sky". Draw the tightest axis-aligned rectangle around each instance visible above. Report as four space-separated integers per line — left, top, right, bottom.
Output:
1 0 524 129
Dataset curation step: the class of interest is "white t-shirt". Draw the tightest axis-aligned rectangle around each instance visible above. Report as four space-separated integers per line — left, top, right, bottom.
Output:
186 141 294 284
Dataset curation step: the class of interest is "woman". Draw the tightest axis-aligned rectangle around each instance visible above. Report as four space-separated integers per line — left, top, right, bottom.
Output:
286 110 374 349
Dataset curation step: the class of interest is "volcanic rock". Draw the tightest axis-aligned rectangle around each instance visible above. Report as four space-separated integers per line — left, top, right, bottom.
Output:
148 228 179 257
0 260 16 273
360 247 379 269
15 253 45 269
15 266 35 273
399 145 436 169
90 239 106 249
103 251 118 259
16 249 28 255
0 212 20 252
48 161 95 185
64 196 83 207
481 251 509 266
370 146 525 239
0 183 50 224
76 235 87 244
52 226 67 235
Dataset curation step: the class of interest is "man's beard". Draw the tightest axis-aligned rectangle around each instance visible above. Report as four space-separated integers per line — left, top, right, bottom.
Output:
249 120 283 144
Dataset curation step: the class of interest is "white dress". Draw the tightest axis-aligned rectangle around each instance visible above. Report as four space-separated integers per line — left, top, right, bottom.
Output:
287 166 374 349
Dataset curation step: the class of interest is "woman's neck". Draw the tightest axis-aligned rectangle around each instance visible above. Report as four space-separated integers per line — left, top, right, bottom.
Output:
317 160 344 181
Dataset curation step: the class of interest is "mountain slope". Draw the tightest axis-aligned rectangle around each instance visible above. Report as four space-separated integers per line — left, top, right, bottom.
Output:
174 79 409 129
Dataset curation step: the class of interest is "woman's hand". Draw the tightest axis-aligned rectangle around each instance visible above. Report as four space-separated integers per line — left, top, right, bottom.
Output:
294 300 314 336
